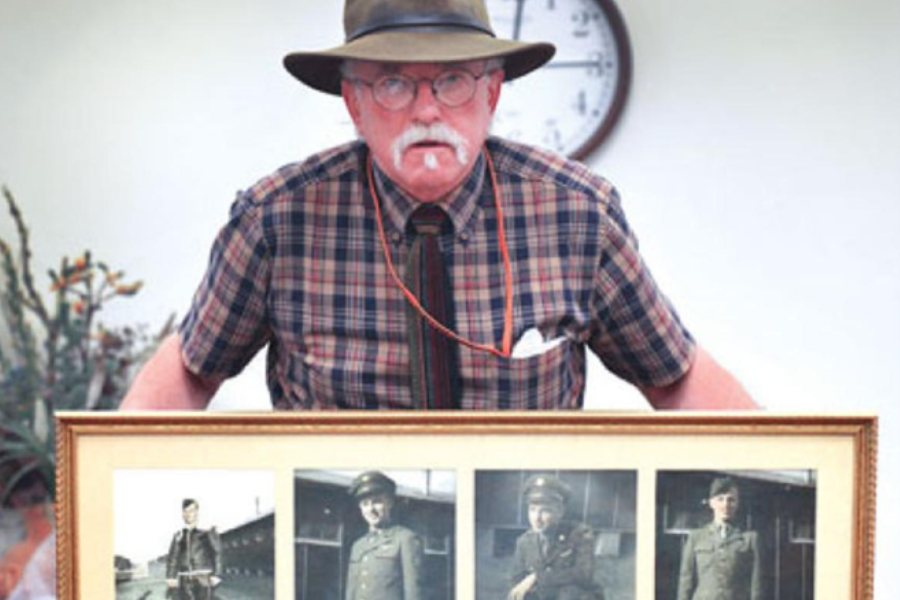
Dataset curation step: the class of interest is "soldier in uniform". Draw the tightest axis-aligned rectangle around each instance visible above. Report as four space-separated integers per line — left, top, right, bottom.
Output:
165 499 222 600
346 472 424 600
508 475 602 600
677 478 762 600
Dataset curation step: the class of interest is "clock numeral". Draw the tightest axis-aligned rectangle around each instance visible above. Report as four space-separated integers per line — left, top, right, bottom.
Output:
587 52 605 77
552 128 564 151
547 0 556 10
541 120 564 152
571 10 593 38
576 90 588 116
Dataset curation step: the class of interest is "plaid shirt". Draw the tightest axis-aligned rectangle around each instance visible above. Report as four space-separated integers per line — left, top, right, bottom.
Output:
180 137 695 408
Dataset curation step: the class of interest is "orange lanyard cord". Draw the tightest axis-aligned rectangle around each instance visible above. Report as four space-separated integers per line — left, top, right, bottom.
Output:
368 147 514 358
485 150 515 356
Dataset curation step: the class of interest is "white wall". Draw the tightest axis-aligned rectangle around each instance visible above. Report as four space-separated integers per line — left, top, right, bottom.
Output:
1 0 898 595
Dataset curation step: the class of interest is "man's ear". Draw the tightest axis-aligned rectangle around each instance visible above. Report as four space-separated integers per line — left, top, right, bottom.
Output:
342 79 363 130
487 69 504 114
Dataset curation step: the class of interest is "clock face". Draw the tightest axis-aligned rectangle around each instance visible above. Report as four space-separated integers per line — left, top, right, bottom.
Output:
487 0 632 159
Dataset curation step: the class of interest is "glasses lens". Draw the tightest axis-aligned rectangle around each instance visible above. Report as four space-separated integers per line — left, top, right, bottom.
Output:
434 70 477 107
373 75 414 110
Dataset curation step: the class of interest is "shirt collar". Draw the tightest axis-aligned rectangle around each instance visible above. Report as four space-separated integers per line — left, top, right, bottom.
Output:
371 150 486 238
709 521 738 534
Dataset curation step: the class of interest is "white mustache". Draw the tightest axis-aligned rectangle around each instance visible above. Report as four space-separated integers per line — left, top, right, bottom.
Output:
391 123 470 171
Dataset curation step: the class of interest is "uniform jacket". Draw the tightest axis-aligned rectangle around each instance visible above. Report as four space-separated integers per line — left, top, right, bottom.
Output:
165 527 222 579
346 524 424 600
512 522 602 600
677 523 761 600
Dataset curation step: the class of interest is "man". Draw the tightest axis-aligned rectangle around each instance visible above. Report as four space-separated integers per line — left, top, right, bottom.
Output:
122 0 757 409
165 499 222 600
345 472 423 600
677 478 762 600
509 475 601 600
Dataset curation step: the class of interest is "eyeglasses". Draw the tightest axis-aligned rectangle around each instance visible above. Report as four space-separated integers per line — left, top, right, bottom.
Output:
346 67 492 111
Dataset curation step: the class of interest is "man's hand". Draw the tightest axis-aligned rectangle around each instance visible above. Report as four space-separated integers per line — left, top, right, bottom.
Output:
166 578 178 588
508 573 537 600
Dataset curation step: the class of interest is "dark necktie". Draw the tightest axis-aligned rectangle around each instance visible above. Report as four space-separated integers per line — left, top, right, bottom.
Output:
406 205 460 408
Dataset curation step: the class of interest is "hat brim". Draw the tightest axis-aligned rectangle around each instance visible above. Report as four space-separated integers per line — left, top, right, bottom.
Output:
284 30 555 95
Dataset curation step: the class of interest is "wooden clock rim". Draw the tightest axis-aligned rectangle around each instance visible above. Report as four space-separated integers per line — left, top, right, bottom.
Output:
568 0 633 161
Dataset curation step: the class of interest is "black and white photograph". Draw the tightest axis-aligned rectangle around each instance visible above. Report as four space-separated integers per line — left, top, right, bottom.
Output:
294 469 456 600
113 469 275 600
655 470 817 600
475 470 637 600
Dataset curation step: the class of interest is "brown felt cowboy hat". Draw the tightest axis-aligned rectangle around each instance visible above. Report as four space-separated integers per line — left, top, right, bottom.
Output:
283 0 555 96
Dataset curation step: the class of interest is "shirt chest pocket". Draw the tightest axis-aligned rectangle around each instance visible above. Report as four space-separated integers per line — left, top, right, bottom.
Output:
693 544 716 570
555 547 576 565
461 339 581 408
374 542 400 558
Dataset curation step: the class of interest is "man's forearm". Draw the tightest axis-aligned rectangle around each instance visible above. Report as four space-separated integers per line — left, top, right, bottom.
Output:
120 334 220 410
641 346 759 410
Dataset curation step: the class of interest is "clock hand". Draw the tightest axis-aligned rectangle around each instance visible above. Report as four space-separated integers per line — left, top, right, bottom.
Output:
513 0 525 41
544 59 606 69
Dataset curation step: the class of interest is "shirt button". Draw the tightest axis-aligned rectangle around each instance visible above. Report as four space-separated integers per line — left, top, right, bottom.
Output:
391 232 402 244
458 232 469 242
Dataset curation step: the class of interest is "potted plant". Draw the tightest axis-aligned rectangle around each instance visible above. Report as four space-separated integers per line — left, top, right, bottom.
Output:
0 185 172 598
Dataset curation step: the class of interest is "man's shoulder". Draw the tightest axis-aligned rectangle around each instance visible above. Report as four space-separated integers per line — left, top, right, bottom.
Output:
552 521 593 546
487 137 619 206
514 530 538 550
239 140 365 207
561 520 593 536
387 524 420 542
687 523 728 543
687 524 713 537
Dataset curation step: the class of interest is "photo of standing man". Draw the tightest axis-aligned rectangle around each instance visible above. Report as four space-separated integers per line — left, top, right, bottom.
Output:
676 478 761 600
165 499 222 600
294 470 454 600
346 472 424 600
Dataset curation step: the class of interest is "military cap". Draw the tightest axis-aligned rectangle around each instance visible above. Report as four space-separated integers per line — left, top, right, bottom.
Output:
182 498 198 509
523 475 570 506
349 471 397 500
709 477 738 498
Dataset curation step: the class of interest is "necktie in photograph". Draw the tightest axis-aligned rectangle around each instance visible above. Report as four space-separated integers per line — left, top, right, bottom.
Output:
406 205 460 408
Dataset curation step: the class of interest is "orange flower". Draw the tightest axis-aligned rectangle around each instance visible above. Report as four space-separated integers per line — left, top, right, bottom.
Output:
73 300 85 315
114 281 143 296
73 256 87 271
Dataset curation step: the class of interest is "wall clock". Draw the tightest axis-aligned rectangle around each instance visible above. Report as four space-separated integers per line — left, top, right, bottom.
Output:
487 0 633 160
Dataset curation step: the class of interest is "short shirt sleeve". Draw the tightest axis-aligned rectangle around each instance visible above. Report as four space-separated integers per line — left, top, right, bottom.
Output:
179 193 272 380
589 188 696 388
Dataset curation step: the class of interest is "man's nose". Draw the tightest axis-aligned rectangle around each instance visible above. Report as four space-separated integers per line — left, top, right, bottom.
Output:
410 79 442 123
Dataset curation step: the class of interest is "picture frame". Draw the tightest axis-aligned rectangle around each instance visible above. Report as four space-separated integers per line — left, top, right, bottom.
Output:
55 412 877 600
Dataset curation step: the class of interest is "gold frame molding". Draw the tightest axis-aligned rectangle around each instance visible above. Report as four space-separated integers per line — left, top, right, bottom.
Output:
55 412 877 600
